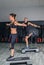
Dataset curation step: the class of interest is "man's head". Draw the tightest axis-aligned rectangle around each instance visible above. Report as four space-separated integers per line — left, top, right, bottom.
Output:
24 17 28 23
9 13 16 22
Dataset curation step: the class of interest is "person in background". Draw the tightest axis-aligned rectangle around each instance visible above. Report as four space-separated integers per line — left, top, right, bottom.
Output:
23 17 40 48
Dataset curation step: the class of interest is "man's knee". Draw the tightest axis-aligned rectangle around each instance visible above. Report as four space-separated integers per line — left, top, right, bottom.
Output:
25 36 29 41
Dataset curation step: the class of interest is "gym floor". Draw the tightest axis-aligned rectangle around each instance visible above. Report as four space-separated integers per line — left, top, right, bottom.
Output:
0 43 44 65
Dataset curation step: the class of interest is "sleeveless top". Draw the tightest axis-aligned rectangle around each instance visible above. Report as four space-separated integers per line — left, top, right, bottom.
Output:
10 23 17 28
24 21 36 33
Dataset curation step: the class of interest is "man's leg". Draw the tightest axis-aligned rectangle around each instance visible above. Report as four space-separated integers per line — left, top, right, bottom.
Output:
25 33 33 48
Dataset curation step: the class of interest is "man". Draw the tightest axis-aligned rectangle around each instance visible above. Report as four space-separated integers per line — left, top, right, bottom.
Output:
23 17 40 48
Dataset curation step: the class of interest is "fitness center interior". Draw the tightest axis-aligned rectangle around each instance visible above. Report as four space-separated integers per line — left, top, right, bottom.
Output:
0 0 44 65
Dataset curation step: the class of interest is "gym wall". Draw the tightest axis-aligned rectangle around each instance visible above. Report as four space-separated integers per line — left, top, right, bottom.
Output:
0 21 43 43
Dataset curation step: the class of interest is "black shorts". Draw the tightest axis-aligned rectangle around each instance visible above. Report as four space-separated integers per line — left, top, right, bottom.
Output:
26 28 39 37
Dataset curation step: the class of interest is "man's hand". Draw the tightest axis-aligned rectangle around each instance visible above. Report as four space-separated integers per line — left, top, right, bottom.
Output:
37 26 40 28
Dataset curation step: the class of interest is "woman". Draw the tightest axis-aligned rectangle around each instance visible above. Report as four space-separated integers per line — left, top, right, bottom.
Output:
23 17 40 48
6 13 26 61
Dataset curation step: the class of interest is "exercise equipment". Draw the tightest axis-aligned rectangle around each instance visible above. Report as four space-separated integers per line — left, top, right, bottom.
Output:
6 57 32 65
21 29 39 54
21 47 39 54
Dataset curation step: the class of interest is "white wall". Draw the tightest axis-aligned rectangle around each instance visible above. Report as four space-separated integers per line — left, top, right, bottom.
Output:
15 7 44 21
0 7 44 21
0 0 44 21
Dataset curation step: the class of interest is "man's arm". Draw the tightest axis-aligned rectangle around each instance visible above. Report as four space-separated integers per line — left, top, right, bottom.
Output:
28 22 40 28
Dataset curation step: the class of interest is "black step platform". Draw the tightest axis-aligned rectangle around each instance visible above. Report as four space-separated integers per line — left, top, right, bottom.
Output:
21 47 39 53
7 57 30 61
6 57 32 65
10 63 32 65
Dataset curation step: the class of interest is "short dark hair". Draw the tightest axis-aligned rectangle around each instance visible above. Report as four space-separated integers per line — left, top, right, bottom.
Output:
9 13 16 19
